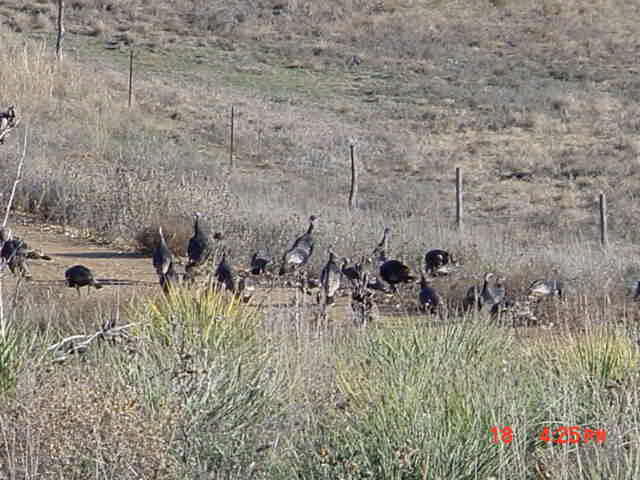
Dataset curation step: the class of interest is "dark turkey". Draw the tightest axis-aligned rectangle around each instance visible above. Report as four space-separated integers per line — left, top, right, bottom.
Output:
215 250 236 292
65 265 103 296
419 274 441 314
250 251 271 275
187 212 213 268
424 249 455 275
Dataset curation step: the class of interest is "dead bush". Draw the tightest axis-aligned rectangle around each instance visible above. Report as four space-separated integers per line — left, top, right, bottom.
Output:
135 215 193 257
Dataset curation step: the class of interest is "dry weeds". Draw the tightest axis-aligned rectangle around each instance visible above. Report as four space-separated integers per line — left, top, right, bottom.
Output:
1 0 640 476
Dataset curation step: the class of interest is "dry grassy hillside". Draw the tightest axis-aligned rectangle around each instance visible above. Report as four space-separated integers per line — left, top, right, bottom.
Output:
0 0 639 290
3 2 640 479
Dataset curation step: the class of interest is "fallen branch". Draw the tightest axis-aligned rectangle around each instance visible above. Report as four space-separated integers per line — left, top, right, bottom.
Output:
2 126 27 228
49 321 138 363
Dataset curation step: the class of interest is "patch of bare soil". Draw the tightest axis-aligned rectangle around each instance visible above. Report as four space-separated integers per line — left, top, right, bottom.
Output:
4 215 157 300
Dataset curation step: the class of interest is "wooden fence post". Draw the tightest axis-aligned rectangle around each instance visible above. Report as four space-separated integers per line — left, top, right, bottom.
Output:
456 167 463 232
349 143 358 210
56 0 64 61
229 105 235 169
127 49 134 108
599 192 608 249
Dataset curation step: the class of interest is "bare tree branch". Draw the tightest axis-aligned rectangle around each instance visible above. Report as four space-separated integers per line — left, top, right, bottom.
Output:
2 126 28 228
49 322 139 363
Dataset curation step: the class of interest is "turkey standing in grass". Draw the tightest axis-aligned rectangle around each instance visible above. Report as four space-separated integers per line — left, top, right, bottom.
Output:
250 251 271 275
528 279 563 299
187 212 213 269
279 215 318 276
378 251 415 293
0 237 31 278
372 227 415 292
215 250 236 292
371 226 390 261
160 262 181 295
424 249 456 276
0 226 12 246
487 276 508 315
419 274 441 314
237 275 256 303
341 257 362 286
0 106 16 143
463 272 496 312
65 265 103 296
152 226 173 278
320 247 341 305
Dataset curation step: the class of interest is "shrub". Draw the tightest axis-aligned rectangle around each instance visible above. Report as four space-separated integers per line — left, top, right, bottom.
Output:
135 215 194 256
134 287 259 350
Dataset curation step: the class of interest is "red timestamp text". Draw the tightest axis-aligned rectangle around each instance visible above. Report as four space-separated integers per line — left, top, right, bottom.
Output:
490 426 607 445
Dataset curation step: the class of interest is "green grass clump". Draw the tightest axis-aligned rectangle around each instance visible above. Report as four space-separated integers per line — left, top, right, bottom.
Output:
568 330 638 384
0 332 18 395
284 322 528 479
134 287 260 351
125 287 283 478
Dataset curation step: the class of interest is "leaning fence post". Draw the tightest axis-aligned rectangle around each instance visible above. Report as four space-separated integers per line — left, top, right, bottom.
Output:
348 143 358 210
456 167 463 232
127 49 134 108
599 192 608 249
229 105 235 169
56 0 64 61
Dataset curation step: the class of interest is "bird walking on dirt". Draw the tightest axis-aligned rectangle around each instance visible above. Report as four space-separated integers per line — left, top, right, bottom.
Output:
65 265 103 296
279 215 318 276
320 247 341 305
152 226 174 278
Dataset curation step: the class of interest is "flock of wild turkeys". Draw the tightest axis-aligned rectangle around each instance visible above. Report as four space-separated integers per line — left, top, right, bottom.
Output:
0 212 571 326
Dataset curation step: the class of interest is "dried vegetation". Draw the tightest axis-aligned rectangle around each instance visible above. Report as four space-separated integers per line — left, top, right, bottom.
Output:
2 0 640 477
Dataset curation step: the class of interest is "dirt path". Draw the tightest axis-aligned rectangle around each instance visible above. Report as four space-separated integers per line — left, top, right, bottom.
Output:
3 216 157 299
3 215 313 308
2 215 363 322
2 215 562 344
0 216 447 317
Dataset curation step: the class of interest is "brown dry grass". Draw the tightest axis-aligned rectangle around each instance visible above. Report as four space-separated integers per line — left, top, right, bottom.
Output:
3 0 640 476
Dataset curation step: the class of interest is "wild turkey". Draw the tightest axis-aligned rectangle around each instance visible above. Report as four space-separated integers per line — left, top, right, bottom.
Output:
341 257 362 285
237 275 256 303
152 226 173 277
528 279 563 299
250 251 271 275
366 275 391 293
463 272 497 312
378 252 415 292
372 227 414 292
419 274 441 314
0 237 31 278
215 250 236 292
0 226 12 245
487 276 508 314
1 228 50 262
65 265 103 296
424 249 456 275
187 212 213 269
0 106 16 144
320 248 341 305
371 226 390 261
160 262 182 295
279 215 318 275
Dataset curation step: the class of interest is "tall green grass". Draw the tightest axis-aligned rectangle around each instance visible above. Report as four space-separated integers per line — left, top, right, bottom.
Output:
125 287 284 478
274 320 640 479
